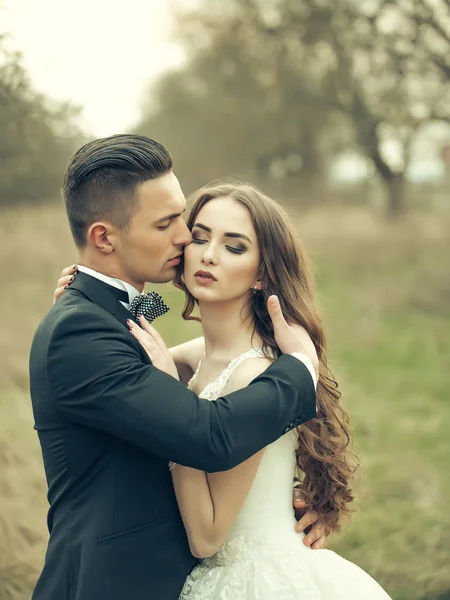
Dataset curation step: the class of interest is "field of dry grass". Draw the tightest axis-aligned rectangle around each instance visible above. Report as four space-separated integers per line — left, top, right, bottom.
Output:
0 201 449 600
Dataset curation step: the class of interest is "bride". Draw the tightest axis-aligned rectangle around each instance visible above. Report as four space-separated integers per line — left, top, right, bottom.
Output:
128 182 391 599
55 181 391 599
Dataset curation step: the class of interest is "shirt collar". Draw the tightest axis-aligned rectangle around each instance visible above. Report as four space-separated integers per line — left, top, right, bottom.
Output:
76 265 141 307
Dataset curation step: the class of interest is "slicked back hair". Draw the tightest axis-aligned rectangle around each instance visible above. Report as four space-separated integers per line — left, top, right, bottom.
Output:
63 134 173 247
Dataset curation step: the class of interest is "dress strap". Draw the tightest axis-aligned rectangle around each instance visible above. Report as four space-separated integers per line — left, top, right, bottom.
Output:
195 348 265 401
188 354 204 389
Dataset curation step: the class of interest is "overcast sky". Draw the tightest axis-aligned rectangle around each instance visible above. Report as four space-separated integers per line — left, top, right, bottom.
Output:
2 0 195 136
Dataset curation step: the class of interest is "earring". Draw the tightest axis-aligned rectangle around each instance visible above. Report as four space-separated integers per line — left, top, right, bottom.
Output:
253 285 260 294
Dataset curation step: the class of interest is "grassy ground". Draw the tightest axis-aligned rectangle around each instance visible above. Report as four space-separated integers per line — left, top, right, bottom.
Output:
0 202 449 600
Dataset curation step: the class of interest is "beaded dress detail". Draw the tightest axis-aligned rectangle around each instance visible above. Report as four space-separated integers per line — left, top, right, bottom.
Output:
178 349 392 600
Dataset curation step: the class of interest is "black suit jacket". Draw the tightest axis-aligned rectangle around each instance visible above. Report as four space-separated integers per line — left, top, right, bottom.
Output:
29 272 316 600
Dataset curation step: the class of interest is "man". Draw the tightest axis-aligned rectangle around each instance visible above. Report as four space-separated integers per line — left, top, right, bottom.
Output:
29 134 323 600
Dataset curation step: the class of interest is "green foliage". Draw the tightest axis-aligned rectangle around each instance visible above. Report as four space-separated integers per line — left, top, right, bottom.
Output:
0 36 84 207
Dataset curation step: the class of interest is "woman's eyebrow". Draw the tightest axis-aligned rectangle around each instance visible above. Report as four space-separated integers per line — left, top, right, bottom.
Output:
193 222 252 244
223 232 252 244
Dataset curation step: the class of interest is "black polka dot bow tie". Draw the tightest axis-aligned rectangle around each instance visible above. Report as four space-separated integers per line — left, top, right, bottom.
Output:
129 291 170 325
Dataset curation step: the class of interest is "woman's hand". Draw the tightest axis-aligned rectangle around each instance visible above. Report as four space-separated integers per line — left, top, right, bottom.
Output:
53 265 78 303
128 316 179 380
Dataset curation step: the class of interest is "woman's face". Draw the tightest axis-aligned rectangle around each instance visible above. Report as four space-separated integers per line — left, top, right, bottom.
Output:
183 197 262 305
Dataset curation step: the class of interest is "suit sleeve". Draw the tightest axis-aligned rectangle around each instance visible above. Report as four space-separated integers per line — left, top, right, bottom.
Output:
47 306 316 472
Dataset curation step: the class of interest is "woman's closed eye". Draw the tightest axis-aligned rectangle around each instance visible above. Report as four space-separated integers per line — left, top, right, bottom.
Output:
192 236 246 254
226 245 246 254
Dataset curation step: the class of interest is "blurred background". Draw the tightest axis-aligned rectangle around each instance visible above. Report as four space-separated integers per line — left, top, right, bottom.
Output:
1 1 449 599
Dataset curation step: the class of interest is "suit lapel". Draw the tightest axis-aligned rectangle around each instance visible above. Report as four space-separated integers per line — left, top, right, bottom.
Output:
69 272 153 365
69 271 134 330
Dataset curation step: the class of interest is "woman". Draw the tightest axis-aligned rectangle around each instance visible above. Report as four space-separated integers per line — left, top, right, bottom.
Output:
54 182 391 599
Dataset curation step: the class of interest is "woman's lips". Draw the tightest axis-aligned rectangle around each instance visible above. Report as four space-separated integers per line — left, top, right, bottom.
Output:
194 271 217 285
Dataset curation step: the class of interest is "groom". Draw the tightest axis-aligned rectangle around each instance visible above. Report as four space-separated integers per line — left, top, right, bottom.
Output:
30 134 321 600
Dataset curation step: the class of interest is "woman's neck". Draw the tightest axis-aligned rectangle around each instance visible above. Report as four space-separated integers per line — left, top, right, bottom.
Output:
199 298 260 362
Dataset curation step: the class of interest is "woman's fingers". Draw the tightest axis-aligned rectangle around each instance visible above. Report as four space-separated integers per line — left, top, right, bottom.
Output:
137 315 155 336
53 271 77 304
138 316 168 351
132 318 158 349
60 264 78 278
57 274 76 288
128 320 158 353
138 342 155 364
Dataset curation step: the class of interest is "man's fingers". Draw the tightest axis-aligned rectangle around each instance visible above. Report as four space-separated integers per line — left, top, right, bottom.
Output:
295 510 320 533
302 523 326 547
294 499 308 509
293 487 307 506
267 295 286 325
311 535 326 550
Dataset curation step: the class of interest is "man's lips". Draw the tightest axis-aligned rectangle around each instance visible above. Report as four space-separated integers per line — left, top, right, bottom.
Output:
168 253 183 263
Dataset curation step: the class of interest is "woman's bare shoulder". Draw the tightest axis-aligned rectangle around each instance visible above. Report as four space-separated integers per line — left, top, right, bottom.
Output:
170 336 205 371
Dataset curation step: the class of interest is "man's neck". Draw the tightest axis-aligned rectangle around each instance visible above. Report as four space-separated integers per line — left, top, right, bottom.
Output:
76 265 144 305
76 260 144 294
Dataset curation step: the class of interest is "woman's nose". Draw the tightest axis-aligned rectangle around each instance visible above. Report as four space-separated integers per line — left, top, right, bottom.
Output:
201 247 218 265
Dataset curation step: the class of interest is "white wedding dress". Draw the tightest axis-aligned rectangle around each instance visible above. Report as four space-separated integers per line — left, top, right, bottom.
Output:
178 349 392 600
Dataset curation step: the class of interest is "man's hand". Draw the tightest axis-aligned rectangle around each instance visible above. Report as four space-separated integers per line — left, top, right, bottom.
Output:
293 487 327 550
267 295 319 376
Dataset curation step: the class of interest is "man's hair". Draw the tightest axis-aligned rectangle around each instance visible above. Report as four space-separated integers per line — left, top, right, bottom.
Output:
63 134 173 247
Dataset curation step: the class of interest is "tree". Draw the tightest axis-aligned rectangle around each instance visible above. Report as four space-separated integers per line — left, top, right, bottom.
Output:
137 0 450 214
0 35 84 207
136 2 341 198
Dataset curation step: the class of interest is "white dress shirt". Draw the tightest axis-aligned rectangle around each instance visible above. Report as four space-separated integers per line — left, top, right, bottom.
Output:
76 265 317 391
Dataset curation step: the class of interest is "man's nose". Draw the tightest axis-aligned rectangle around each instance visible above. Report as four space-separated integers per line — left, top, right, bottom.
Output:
174 220 192 247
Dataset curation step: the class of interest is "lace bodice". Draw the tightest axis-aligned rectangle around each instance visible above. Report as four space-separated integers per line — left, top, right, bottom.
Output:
188 349 299 542
188 347 265 400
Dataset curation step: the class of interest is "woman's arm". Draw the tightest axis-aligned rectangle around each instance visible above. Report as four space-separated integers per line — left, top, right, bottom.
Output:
169 337 205 384
171 357 272 558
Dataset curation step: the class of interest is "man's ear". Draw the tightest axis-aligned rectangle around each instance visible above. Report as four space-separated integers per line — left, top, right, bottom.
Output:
87 221 116 254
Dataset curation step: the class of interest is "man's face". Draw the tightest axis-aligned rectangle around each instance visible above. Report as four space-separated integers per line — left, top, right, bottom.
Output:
114 172 191 287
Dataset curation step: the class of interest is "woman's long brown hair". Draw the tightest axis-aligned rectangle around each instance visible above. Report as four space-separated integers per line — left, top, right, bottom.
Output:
174 182 358 533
